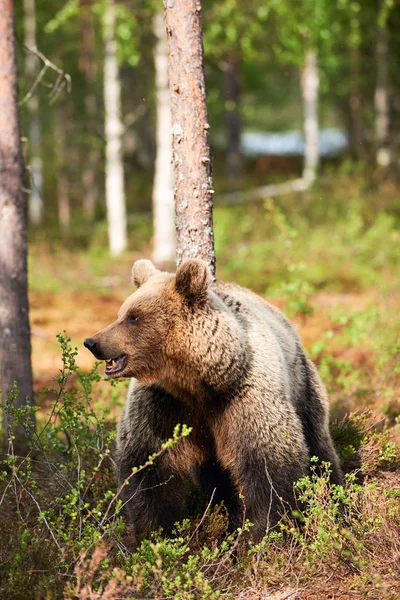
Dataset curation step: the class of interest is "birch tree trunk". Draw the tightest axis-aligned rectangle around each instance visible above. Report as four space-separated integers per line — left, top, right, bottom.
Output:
152 11 175 266
80 0 98 220
163 0 216 278
301 49 319 186
24 0 43 225
0 0 35 450
224 53 242 175
103 0 127 256
375 6 391 168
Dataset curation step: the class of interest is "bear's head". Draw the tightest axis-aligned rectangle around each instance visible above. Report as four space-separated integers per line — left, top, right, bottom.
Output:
83 258 219 386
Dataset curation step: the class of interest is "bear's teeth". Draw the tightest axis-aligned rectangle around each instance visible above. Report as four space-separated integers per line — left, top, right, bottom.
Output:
106 357 122 369
105 354 126 374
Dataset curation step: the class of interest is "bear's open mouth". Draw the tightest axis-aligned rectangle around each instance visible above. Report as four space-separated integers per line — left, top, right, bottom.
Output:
104 354 127 376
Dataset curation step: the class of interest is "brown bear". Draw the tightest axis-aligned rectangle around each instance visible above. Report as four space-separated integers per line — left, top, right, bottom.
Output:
84 259 343 542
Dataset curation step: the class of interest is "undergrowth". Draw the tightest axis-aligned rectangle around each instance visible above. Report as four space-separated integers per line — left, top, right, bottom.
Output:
215 172 400 296
0 334 399 599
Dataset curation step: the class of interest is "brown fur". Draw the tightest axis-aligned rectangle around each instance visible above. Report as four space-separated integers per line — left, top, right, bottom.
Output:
85 259 343 542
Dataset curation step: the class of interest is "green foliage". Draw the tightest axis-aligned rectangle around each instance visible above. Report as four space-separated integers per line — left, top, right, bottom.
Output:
0 333 196 598
268 0 337 65
203 0 270 61
100 1 141 67
45 0 141 66
215 173 400 296
44 0 79 34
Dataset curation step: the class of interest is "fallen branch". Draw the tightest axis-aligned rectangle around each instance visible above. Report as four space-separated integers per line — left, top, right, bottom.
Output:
219 177 308 206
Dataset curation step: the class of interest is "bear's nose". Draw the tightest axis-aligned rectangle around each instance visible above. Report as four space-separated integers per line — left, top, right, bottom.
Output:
84 338 98 352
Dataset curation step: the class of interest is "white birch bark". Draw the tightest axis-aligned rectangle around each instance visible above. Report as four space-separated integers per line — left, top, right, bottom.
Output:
152 11 175 265
375 14 391 167
24 0 43 225
301 49 319 186
103 0 127 256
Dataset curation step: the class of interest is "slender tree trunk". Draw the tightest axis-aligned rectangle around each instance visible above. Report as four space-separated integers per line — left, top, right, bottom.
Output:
0 0 35 450
24 0 43 225
80 0 98 220
135 23 155 169
375 3 391 168
152 11 175 266
301 49 319 186
163 0 215 277
103 0 127 256
56 107 71 235
57 171 70 235
348 45 364 158
224 53 242 175
82 150 97 219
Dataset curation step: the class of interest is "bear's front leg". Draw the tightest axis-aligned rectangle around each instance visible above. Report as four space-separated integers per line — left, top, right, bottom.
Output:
117 382 194 541
118 449 189 541
232 454 302 541
213 406 309 542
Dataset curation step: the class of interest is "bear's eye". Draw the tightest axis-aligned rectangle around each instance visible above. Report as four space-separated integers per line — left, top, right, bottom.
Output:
127 314 139 324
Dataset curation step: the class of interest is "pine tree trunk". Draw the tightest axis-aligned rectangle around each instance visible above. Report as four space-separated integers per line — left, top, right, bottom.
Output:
0 0 35 450
152 11 175 266
301 49 319 186
103 0 127 256
24 0 43 225
80 0 98 220
224 53 242 175
375 5 391 168
163 0 215 278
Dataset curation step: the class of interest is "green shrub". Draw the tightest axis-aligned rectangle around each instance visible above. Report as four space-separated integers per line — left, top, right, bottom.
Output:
1 334 399 599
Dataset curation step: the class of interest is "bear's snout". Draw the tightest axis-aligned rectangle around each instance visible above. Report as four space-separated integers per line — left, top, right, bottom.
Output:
84 337 101 358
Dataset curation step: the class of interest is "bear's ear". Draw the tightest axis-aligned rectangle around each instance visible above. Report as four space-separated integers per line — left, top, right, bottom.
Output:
132 259 159 288
175 259 211 303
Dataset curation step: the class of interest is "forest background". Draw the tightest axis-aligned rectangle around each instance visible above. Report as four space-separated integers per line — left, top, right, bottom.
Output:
1 0 400 598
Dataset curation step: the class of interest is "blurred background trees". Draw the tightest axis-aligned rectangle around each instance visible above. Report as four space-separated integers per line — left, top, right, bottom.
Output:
10 0 400 258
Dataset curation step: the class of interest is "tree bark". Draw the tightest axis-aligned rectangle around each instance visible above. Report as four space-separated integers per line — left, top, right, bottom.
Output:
0 0 35 450
163 0 216 278
152 11 175 266
224 53 242 175
375 3 391 168
301 49 319 186
24 0 43 225
80 0 98 220
103 0 127 256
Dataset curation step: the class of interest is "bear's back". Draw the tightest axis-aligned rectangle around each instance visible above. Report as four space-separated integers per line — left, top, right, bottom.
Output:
211 281 306 405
